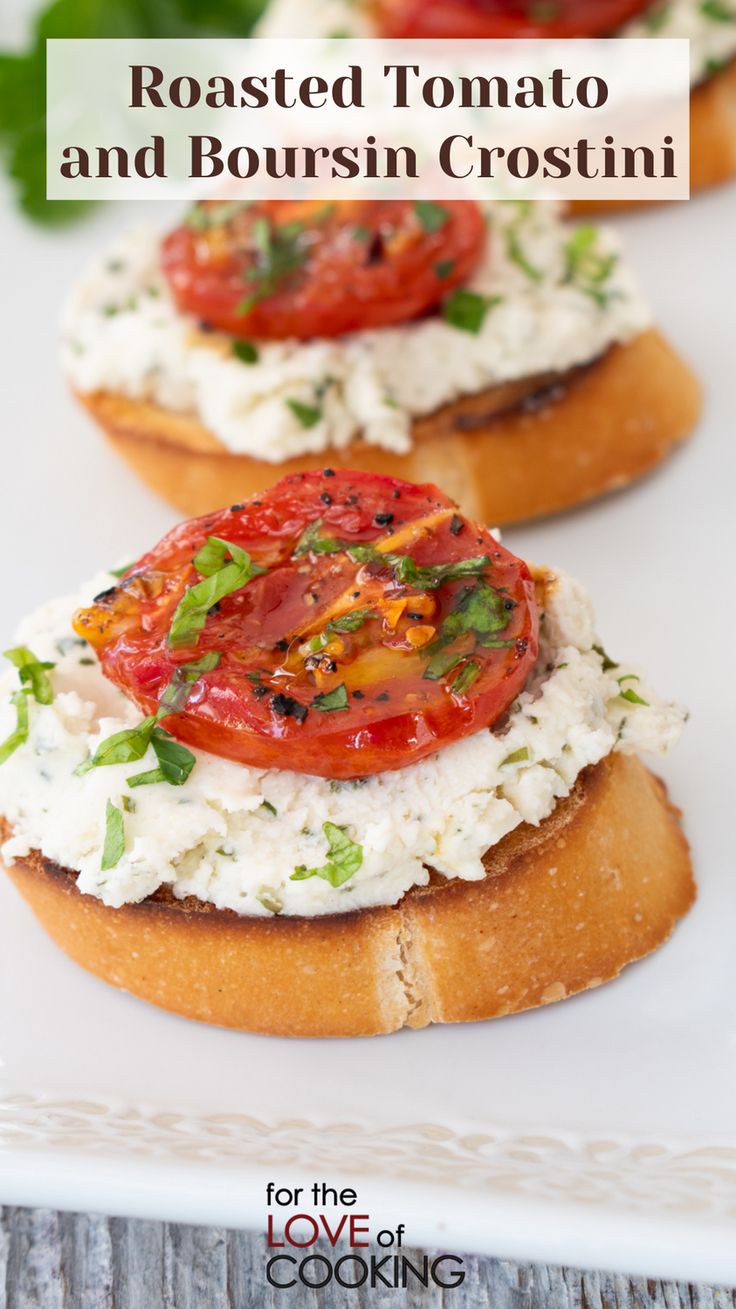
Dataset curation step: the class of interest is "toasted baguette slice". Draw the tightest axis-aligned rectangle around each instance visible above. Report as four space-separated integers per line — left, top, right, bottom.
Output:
77 329 700 523
2 754 694 1039
571 59 736 214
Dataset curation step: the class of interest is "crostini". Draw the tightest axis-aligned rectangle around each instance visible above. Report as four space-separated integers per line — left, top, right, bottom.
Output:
64 200 700 521
257 0 736 201
0 471 694 1037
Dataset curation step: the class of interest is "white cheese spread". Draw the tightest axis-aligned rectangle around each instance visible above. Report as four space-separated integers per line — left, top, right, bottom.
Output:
62 202 650 462
256 0 736 84
0 569 686 918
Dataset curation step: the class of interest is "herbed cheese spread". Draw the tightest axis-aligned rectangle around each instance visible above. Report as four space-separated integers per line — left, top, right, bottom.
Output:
256 0 736 84
62 202 650 462
0 569 685 918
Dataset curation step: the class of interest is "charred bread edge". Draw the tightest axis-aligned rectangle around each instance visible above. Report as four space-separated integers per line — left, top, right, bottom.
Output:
76 330 700 523
2 754 695 1038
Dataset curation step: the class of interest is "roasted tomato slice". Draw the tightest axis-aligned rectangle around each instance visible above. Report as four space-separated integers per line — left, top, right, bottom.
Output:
161 199 486 341
74 472 538 779
373 0 655 37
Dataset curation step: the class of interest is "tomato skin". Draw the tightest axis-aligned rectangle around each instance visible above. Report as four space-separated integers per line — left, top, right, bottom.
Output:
161 200 486 341
74 472 539 780
373 0 655 37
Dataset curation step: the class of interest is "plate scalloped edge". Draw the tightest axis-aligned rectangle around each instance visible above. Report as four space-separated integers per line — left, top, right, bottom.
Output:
1 1090 736 1218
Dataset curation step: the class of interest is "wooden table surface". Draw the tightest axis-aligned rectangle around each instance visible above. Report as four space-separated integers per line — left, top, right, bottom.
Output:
0 1209 733 1308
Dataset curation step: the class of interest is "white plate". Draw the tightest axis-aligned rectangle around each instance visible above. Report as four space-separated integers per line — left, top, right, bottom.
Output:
0 176 735 1285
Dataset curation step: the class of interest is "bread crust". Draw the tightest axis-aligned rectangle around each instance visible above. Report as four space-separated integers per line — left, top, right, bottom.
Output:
570 59 736 214
2 753 695 1038
77 329 700 522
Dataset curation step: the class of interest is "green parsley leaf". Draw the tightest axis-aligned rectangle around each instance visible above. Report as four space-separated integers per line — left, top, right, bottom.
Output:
0 691 30 765
0 0 267 227
169 540 265 648
501 746 530 766
232 340 259 365
4 646 55 704
286 398 322 429
414 200 450 234
563 226 618 307
100 799 125 871
442 290 501 334
290 821 363 888
312 684 349 712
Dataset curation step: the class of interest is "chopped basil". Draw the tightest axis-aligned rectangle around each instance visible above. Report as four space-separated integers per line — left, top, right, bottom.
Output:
435 259 455 280
618 675 649 707
442 289 501 334
232 340 259 365
100 799 125 871
290 821 363 888
293 518 344 557
127 728 196 788
593 642 618 672
236 216 309 314
169 539 265 648
700 0 734 19
423 580 511 683
0 691 29 765
501 746 530 767
159 651 222 716
564 226 618 307
505 223 542 283
76 716 158 775
309 608 377 652
121 795 135 813
348 542 491 590
312 684 349 713
185 200 252 231
452 660 481 695
261 799 277 817
286 398 322 429
619 687 649 706
414 200 450 234
423 648 465 682
352 225 371 243
4 646 55 705
109 562 134 579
